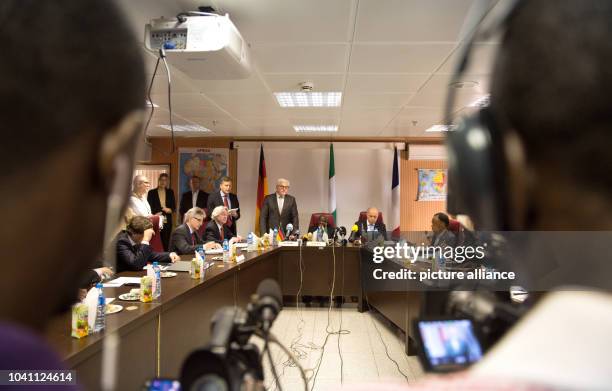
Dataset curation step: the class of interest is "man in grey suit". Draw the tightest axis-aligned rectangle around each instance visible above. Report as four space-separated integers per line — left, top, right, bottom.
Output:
260 178 299 237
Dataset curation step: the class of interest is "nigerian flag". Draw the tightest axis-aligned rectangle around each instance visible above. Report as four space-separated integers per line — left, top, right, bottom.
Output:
329 143 336 222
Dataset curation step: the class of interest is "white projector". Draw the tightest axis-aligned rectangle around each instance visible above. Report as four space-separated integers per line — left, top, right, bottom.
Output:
144 13 251 80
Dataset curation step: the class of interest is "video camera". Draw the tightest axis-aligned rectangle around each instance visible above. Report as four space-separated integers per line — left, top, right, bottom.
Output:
144 279 288 391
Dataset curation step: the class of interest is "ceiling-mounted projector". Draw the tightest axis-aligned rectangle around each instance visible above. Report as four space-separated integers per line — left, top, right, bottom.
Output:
145 13 251 80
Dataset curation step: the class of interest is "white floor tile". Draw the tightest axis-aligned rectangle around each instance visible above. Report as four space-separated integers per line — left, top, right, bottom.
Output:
261 307 423 389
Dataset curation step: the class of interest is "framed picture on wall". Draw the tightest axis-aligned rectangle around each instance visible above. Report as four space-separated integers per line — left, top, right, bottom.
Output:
417 168 447 201
178 148 229 195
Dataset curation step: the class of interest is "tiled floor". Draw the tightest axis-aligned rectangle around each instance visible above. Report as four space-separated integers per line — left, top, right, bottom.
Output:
251 304 425 391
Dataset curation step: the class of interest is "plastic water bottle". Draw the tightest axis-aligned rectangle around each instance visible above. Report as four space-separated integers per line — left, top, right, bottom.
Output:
436 253 446 271
94 283 106 333
223 239 230 262
272 228 278 246
152 262 161 298
247 232 254 252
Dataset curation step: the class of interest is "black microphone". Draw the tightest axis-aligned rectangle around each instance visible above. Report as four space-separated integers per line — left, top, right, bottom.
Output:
252 279 282 332
209 307 247 355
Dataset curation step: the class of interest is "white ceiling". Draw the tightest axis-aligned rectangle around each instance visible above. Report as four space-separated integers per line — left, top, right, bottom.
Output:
118 0 501 138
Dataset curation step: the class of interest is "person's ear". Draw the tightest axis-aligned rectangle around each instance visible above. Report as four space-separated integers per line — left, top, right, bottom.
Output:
504 130 534 229
98 111 144 197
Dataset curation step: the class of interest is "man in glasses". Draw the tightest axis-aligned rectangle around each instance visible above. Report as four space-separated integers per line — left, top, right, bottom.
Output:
260 178 299 238
170 207 220 255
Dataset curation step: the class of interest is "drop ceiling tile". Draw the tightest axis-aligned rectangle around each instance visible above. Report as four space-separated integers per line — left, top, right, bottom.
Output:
342 93 414 109
195 74 269 94
345 73 429 93
355 0 474 42
252 44 349 73
263 74 345 92
349 43 455 73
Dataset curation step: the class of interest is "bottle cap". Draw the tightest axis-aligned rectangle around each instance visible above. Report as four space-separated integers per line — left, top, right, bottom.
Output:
96 283 103 289
153 261 159 266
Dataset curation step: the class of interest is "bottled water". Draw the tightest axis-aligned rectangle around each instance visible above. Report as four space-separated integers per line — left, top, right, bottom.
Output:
223 239 230 262
247 232 253 251
152 262 161 298
94 283 106 333
272 228 278 246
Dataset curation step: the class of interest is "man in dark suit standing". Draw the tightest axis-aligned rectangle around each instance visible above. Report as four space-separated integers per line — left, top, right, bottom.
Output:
115 216 179 273
179 176 208 223
260 178 299 237
205 206 243 244
147 172 176 251
349 207 388 243
170 207 220 254
207 176 240 235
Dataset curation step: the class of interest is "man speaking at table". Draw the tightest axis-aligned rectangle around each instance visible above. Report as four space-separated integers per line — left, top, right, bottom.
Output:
260 178 299 238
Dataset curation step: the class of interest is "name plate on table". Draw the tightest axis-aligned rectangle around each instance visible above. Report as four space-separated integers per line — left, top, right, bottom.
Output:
236 254 245 263
306 241 327 247
278 241 299 247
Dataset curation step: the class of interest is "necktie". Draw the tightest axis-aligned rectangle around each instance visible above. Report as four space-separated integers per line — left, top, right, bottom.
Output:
191 232 196 245
219 226 224 241
223 195 232 227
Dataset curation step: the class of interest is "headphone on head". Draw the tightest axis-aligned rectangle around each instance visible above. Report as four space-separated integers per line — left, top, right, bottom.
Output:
444 0 524 230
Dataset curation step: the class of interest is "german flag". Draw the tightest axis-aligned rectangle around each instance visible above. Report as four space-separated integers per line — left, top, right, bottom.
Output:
277 226 285 242
254 144 268 235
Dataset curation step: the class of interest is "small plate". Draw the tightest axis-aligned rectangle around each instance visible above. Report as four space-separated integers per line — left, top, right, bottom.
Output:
161 271 177 278
105 304 123 314
118 293 140 301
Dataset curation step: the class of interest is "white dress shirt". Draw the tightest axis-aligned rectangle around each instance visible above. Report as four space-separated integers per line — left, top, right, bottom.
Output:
192 190 199 208
129 193 163 228
130 194 152 216
221 191 231 209
276 194 284 213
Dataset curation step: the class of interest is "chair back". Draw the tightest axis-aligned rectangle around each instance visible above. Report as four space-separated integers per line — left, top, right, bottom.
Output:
308 212 336 231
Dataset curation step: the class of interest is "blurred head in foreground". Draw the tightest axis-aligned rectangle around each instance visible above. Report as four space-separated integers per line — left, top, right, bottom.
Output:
0 0 145 330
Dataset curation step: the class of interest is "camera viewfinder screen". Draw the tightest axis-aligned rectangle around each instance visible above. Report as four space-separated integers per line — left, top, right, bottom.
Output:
418 319 483 370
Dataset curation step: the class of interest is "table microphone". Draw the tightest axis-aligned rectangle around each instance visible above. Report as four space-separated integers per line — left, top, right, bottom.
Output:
285 223 294 239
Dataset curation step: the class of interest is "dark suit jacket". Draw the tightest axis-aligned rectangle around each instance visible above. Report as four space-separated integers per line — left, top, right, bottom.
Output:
169 223 205 255
179 190 209 221
147 187 176 222
204 220 235 244
349 221 388 242
207 191 240 222
308 224 335 239
259 193 299 235
115 231 171 273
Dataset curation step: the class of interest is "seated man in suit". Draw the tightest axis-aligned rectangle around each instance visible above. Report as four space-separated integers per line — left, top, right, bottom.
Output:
349 207 388 243
430 212 456 248
308 214 335 242
179 176 208 222
115 216 179 272
207 176 240 235
260 178 299 238
170 207 220 254
205 206 243 244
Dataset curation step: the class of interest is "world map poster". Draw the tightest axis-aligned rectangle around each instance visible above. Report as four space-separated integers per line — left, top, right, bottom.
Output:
178 148 229 195
417 169 447 201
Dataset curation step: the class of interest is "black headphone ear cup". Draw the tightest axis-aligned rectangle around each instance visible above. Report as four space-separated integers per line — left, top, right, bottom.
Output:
446 107 508 230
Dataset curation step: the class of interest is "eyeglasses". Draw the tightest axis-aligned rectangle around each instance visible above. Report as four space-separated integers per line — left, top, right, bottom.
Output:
278 185 290 189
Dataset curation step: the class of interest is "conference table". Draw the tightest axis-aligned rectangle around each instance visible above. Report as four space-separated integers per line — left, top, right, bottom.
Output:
45 244 424 390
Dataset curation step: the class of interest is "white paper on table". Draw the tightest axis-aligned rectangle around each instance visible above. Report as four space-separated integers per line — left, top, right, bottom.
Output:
103 276 142 288
84 287 100 330
233 242 248 248
205 248 223 255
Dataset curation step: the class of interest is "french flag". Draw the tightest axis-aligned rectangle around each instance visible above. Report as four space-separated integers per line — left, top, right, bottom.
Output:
390 146 400 238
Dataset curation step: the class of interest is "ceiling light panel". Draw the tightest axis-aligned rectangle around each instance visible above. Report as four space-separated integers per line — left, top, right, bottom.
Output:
274 92 342 107
293 125 338 133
